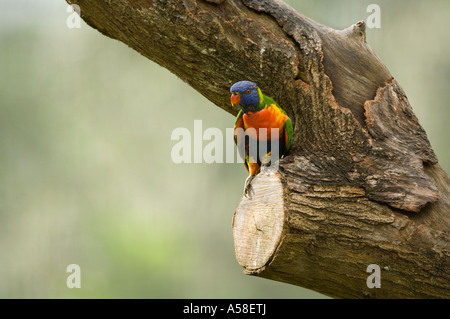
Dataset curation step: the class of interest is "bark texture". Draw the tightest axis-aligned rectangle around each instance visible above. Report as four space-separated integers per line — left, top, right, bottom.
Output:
67 0 450 298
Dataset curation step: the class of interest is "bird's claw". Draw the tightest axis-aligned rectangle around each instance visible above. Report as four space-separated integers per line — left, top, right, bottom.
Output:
260 161 271 173
260 152 272 173
244 175 255 199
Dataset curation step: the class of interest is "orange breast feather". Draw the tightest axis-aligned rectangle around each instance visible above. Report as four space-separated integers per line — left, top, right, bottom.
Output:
243 105 287 141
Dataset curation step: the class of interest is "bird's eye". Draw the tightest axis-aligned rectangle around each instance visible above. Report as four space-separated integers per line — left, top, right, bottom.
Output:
245 89 251 94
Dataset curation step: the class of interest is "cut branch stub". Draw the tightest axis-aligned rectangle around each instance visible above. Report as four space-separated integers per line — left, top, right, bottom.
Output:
233 169 286 272
233 168 450 299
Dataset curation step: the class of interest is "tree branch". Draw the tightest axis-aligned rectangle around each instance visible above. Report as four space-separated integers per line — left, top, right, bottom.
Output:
67 0 450 298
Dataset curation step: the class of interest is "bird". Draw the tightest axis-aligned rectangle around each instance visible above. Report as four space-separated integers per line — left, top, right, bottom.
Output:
230 80 293 198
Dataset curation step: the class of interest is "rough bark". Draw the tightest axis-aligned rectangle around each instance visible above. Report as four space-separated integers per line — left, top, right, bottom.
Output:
67 0 450 298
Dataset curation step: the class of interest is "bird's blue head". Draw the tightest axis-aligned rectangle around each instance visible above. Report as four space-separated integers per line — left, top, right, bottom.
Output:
230 81 262 113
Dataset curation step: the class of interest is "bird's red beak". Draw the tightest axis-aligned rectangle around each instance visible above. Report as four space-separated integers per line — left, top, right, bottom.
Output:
231 93 241 106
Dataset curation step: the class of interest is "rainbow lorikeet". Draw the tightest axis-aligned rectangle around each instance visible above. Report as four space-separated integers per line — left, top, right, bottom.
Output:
230 81 293 197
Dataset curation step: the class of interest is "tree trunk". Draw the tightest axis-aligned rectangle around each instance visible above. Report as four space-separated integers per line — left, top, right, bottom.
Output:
67 0 450 298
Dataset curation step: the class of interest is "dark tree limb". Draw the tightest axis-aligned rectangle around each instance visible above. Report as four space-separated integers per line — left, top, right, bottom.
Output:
67 0 450 298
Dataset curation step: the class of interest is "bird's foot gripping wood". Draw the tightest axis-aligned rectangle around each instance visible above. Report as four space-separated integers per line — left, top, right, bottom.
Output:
260 152 272 174
243 174 256 199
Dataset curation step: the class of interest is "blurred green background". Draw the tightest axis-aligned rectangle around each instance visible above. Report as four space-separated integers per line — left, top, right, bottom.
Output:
0 0 448 298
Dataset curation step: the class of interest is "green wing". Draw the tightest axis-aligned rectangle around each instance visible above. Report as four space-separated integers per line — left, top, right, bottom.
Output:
234 109 244 146
234 109 244 126
261 92 293 152
284 116 293 151
234 109 249 171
